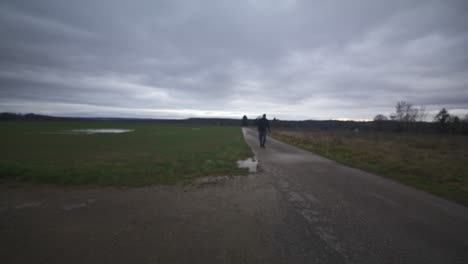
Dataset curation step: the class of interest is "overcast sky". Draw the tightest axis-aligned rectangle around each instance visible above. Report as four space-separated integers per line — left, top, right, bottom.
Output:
1 0 467 120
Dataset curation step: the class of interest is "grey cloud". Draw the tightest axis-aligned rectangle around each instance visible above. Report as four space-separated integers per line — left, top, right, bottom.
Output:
1 0 467 120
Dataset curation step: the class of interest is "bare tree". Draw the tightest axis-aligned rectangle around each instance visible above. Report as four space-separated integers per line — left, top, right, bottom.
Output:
417 105 428 122
392 101 418 122
390 101 421 131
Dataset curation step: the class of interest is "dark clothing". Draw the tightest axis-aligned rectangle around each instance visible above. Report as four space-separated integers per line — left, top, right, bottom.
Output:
259 130 267 147
257 117 270 132
257 117 271 147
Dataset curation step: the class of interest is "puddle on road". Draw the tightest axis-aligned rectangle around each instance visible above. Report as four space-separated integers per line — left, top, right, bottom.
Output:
237 157 258 173
68 129 134 134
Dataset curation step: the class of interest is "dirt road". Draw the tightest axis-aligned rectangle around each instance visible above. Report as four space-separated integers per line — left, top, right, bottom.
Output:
1 128 468 263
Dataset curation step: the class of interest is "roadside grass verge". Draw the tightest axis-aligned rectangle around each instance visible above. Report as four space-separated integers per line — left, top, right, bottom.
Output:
272 129 468 206
0 121 252 185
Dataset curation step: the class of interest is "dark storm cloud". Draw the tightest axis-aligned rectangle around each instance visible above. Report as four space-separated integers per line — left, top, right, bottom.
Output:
1 0 468 120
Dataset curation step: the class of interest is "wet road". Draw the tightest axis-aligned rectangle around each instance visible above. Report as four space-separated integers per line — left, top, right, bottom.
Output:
1 128 468 263
243 128 468 263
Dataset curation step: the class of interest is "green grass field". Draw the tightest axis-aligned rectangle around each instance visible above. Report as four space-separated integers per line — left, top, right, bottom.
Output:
0 121 252 185
272 129 468 206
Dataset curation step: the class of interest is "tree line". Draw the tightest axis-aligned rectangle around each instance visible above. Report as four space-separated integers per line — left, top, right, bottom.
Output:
374 101 468 134
241 101 468 135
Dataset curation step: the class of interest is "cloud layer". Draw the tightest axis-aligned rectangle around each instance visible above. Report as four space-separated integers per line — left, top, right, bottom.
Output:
1 0 467 120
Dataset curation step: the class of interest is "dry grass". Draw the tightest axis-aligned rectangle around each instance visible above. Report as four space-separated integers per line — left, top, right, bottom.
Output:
273 129 468 206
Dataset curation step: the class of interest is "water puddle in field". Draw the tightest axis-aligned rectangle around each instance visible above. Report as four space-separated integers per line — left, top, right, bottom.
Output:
237 157 258 173
69 129 134 134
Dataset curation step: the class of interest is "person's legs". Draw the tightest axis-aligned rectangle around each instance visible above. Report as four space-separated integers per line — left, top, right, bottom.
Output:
258 130 263 147
259 130 266 147
261 131 267 147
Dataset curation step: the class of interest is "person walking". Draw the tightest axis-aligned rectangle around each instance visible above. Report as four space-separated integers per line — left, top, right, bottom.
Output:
257 114 271 148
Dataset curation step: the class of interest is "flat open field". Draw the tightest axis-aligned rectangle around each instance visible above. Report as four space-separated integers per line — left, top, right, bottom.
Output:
0 121 251 185
272 129 468 206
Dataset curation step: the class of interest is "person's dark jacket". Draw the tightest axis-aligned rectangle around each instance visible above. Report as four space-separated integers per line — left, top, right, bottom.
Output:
257 117 271 132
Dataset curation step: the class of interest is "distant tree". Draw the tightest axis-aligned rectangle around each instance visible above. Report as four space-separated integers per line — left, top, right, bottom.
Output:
374 114 388 121
373 114 388 131
450 115 461 133
434 108 450 132
392 101 418 122
0 112 21 120
272 117 278 125
390 101 420 132
417 105 428 122
412 105 429 132
241 115 248 127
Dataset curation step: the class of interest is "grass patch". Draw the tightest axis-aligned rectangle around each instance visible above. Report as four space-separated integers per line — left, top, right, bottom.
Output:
0 121 252 185
272 129 468 206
